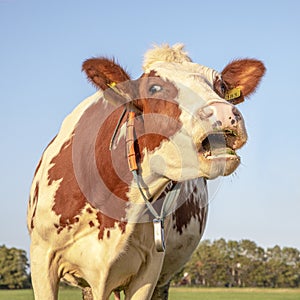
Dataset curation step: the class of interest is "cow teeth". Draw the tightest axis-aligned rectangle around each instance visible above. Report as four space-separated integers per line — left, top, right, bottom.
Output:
203 150 211 158
202 147 236 159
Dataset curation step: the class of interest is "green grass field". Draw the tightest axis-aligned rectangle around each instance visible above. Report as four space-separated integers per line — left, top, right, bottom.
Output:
0 288 299 300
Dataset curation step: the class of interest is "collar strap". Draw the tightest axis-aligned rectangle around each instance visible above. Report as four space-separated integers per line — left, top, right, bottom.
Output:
126 111 138 171
125 110 182 252
107 81 141 114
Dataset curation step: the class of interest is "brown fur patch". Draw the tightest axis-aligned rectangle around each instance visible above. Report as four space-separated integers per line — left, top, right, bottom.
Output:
135 72 182 153
48 104 129 238
172 182 207 235
48 137 87 232
30 182 39 229
33 157 43 178
96 212 126 240
94 106 131 201
33 135 57 177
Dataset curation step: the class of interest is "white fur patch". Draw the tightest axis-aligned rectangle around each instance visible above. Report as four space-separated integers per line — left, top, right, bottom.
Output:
143 43 192 71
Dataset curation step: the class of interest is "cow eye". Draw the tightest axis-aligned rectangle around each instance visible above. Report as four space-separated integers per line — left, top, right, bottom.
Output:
149 84 163 95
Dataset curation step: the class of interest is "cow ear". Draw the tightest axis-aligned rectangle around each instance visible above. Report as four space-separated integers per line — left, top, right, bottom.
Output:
82 57 131 90
221 59 266 103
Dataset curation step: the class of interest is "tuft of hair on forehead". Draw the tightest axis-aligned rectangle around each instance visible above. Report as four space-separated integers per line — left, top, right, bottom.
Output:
143 43 192 71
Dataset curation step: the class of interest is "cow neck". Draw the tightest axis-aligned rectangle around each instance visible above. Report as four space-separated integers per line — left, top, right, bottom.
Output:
121 108 182 252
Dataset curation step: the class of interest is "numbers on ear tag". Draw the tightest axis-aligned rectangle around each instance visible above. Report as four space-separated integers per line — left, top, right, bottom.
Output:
225 88 241 101
153 219 165 252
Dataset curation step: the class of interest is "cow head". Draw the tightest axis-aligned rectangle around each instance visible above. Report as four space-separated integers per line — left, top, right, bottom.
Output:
82 44 265 181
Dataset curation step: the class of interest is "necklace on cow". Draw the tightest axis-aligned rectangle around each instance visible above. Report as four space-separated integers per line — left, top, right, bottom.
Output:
125 111 182 252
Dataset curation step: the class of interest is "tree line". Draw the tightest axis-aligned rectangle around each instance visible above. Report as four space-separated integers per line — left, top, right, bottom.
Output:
1 239 300 289
172 239 300 288
0 245 30 289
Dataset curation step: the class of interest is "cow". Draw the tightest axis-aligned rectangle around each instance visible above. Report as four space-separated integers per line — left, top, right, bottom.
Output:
27 43 265 300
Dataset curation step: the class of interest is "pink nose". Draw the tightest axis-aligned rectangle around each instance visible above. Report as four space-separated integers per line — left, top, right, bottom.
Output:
198 102 244 129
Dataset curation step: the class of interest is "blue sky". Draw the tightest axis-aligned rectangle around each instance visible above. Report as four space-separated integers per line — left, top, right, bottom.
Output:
1 0 299 255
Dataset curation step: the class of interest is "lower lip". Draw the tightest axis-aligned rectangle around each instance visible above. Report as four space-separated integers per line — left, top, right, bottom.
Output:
206 154 239 160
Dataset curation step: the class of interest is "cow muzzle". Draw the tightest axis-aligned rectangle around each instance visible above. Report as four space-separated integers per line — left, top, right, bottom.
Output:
195 101 248 178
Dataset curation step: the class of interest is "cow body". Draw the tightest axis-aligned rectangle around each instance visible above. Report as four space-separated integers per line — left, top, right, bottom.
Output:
28 44 265 299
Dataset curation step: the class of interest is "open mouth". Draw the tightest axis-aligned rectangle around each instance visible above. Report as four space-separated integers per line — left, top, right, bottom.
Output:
199 130 239 160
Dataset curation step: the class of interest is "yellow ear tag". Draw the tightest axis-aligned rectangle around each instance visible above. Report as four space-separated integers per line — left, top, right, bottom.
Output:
225 88 241 101
108 82 117 88
107 81 119 94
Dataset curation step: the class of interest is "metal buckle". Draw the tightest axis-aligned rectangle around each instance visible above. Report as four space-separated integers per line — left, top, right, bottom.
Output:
153 218 165 252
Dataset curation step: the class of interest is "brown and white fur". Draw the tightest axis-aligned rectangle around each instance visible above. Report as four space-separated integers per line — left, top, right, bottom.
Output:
27 44 265 300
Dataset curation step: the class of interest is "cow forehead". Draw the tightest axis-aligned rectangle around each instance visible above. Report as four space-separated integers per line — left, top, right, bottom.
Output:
145 61 220 94
145 61 219 84
144 61 222 112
